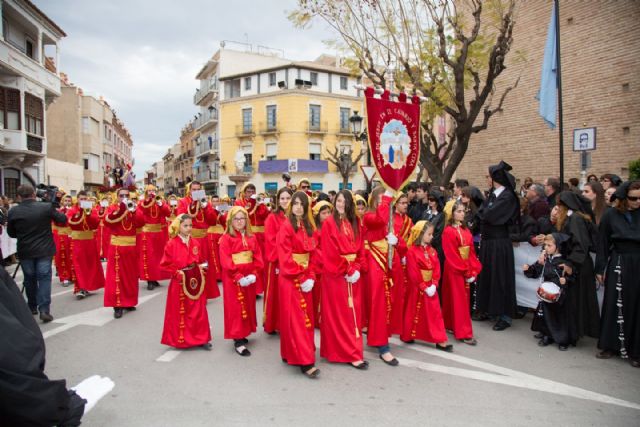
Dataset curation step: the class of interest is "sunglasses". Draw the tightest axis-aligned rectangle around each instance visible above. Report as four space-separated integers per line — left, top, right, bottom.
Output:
300 185 310 189
428 198 436 202
627 196 640 202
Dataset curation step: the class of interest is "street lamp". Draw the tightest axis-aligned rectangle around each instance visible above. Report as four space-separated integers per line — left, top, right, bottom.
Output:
349 110 370 166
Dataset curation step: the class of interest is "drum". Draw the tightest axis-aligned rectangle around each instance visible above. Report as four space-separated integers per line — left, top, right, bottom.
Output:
536 281 562 303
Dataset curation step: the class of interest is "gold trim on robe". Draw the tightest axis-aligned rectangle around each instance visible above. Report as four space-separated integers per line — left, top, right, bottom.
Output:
232 250 254 264
191 228 207 238
141 223 163 233
110 235 136 246
71 230 95 240
292 253 310 268
458 246 470 260
421 269 433 282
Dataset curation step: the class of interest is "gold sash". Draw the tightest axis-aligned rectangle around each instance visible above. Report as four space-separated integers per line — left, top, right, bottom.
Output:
71 230 95 240
110 235 136 246
252 225 265 233
342 253 356 262
232 250 254 264
207 225 224 234
191 228 207 238
292 253 310 268
142 223 163 233
421 269 433 282
55 226 71 236
458 246 470 260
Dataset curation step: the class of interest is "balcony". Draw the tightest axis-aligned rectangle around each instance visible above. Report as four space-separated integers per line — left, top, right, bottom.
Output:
0 39 61 97
235 125 255 138
258 159 328 174
194 80 219 105
259 122 279 135
195 168 219 183
0 130 45 168
194 110 218 131
195 138 219 157
306 121 328 135
336 126 354 136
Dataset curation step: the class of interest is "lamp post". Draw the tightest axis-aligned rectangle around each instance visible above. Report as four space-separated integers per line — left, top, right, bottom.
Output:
349 110 370 165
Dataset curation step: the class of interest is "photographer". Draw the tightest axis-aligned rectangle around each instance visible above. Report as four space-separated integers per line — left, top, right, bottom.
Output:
7 184 67 322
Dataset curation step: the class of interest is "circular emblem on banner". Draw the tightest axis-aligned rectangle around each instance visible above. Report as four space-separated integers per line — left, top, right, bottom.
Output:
192 246 199 255
380 119 411 170
189 277 198 290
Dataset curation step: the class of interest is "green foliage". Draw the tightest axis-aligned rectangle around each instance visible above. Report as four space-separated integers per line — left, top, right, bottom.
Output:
629 158 640 180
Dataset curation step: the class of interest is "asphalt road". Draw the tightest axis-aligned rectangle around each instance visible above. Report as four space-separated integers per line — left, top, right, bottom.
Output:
8 262 640 427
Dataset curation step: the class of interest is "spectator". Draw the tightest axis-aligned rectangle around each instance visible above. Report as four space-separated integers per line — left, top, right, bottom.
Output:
519 177 533 197
525 183 551 221
408 182 429 223
581 181 606 225
444 178 469 223
7 184 67 322
586 174 598 183
568 177 580 192
600 174 622 190
544 177 561 208
604 186 616 207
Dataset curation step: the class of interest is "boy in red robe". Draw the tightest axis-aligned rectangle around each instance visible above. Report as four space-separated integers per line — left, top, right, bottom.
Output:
138 185 172 290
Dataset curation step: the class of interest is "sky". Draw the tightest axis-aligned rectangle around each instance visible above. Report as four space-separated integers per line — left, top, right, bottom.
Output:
32 0 336 179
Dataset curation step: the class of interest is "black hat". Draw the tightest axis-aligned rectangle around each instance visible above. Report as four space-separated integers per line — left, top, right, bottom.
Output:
550 232 571 256
609 174 623 187
558 191 592 216
489 161 516 190
428 189 446 211
612 180 639 202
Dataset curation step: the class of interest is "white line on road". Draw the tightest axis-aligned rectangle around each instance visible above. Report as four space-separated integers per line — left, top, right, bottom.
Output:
156 350 182 362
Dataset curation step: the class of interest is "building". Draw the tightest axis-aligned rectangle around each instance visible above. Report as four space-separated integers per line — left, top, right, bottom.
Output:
194 47 366 197
0 0 65 198
175 121 195 196
457 1 640 186
161 142 180 195
46 76 134 193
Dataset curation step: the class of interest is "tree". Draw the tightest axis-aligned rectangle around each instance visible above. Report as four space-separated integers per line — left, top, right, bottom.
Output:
326 145 365 189
290 0 521 185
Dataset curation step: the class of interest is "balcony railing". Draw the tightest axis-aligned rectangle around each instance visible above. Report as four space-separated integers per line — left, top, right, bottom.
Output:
27 136 43 153
194 80 219 105
336 126 353 136
195 168 219 183
194 110 218 130
259 122 279 135
306 121 328 134
195 138 219 157
235 125 255 138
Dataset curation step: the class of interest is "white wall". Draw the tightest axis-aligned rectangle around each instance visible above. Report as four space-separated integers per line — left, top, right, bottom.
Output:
46 158 84 192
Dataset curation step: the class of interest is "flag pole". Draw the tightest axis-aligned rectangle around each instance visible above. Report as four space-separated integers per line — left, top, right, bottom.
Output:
555 0 564 186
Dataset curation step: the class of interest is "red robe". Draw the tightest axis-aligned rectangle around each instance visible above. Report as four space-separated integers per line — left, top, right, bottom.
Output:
97 204 111 259
442 225 482 339
203 206 221 299
391 212 412 335
363 196 395 346
277 220 317 366
137 198 172 281
219 231 264 339
53 207 73 282
311 227 324 328
401 245 447 343
160 236 211 348
104 203 145 308
263 211 286 333
320 215 365 363
235 197 269 293
66 207 105 293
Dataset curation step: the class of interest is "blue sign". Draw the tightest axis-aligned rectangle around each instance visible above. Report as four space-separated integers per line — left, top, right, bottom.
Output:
311 183 323 191
227 185 236 198
339 182 353 190
264 182 278 192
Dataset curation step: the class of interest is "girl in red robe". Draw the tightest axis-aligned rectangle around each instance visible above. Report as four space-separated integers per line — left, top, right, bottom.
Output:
442 200 483 345
391 193 412 335
219 206 264 356
277 191 319 378
53 194 73 286
401 221 452 351
312 200 333 328
160 214 212 350
263 187 293 334
320 190 368 369
203 200 221 299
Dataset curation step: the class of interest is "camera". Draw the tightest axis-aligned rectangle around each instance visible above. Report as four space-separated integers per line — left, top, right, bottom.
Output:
35 184 61 204
282 173 291 183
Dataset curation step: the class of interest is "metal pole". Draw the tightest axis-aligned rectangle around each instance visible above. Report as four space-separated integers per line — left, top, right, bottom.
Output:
555 0 564 185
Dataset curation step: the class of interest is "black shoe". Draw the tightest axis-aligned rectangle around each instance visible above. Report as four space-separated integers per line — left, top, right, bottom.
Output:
630 358 640 368
533 332 544 339
350 360 369 370
76 290 90 300
513 311 527 320
538 336 553 347
379 353 399 366
114 308 123 319
472 312 489 321
125 307 137 312
401 339 415 344
201 342 213 351
147 282 155 290
30 307 38 315
39 312 53 323
492 320 511 331
301 365 320 378
558 344 569 351
436 343 454 352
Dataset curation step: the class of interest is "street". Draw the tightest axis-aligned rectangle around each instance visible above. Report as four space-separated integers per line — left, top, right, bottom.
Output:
11 263 639 427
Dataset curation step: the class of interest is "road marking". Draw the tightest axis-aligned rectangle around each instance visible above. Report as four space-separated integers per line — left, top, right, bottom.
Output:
156 350 182 362
43 293 162 340
71 375 115 414
385 338 640 411
52 289 74 298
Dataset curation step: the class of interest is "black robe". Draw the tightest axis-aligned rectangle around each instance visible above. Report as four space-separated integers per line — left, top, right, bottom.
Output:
509 214 538 243
596 207 640 358
476 188 519 318
0 267 85 427
526 255 577 345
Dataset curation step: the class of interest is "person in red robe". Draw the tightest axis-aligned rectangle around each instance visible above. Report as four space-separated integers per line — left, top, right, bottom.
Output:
312 200 333 328
104 188 145 319
442 200 483 345
320 190 368 369
234 183 270 294
177 181 219 299
219 206 264 356
203 196 223 300
138 185 172 290
363 186 400 366
277 191 320 378
401 221 452 351
390 193 412 335
96 193 113 260
66 191 105 299
53 194 73 286
160 214 212 350
263 187 293 334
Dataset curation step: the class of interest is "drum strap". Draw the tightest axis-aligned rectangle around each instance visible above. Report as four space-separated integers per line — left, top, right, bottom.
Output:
614 255 628 359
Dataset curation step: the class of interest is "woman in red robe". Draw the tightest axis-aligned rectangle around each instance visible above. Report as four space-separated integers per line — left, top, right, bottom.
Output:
320 190 368 369
160 214 212 350
401 221 452 351
277 191 319 378
442 200 483 345
263 187 293 334
138 186 172 290
312 200 333 328
219 206 264 356
363 186 400 366
391 193 412 335
67 191 105 299
203 200 221 299
97 193 113 260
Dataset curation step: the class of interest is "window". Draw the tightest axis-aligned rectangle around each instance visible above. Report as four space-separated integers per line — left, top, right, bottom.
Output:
242 108 252 133
309 104 321 130
243 153 253 172
266 105 277 130
265 142 277 161
269 72 276 86
25 37 34 60
82 117 90 133
309 142 322 160
83 156 89 170
244 77 251 91
310 72 318 86
340 107 350 132
24 93 43 136
340 76 348 90
0 86 21 130
225 79 241 99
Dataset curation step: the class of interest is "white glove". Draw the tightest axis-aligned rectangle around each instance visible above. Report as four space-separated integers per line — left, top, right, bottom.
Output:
386 233 398 246
246 274 257 284
275 268 280 275
250 194 258 200
128 205 136 213
401 256 407 266
238 276 251 287
425 284 436 297
384 190 394 198
345 270 361 283
157 200 163 207
199 262 208 270
300 279 314 292
201 201 208 208
466 276 476 283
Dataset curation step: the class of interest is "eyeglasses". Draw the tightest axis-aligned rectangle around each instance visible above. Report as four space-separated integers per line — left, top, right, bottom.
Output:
232 217 247 222
119 194 129 198
300 185 310 190
627 196 640 202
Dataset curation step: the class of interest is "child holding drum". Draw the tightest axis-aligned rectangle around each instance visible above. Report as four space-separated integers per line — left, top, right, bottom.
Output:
523 232 576 351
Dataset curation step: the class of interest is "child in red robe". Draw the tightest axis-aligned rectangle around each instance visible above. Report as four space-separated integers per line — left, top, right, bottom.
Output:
311 200 333 328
